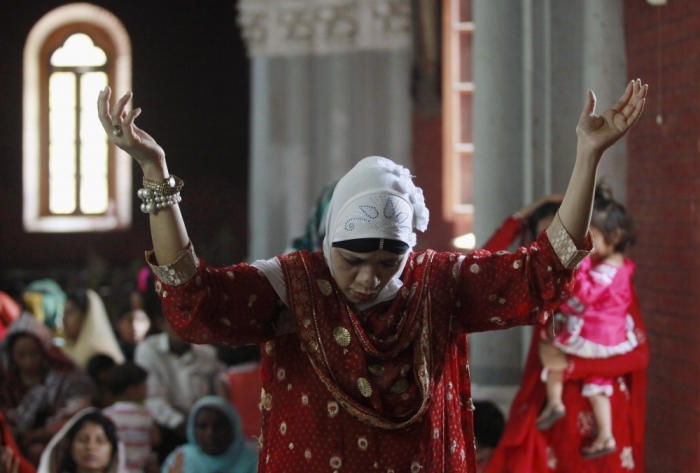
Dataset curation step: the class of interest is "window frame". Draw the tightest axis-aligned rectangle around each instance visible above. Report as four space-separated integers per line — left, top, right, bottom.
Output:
23 3 132 232
441 0 474 221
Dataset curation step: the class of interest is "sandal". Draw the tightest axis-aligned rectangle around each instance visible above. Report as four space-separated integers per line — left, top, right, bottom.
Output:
581 436 617 459
536 405 566 431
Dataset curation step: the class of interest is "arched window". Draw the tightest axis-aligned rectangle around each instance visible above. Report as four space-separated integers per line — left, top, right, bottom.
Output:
23 4 132 232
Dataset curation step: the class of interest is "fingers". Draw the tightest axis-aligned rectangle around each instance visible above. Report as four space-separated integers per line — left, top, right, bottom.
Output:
610 80 634 113
123 107 142 134
581 89 596 117
111 91 133 125
626 96 646 127
97 87 114 131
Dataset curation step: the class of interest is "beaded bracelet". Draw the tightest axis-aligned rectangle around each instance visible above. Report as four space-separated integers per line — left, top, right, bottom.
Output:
137 188 181 214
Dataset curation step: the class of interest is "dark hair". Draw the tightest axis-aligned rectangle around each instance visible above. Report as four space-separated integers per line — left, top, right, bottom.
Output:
6 332 40 354
527 202 561 240
65 289 89 315
105 361 148 396
59 412 118 472
591 186 637 253
473 400 505 448
216 344 262 365
86 354 117 382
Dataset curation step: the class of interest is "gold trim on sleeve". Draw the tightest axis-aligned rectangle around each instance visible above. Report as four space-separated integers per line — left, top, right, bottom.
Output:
144 242 199 286
546 213 590 269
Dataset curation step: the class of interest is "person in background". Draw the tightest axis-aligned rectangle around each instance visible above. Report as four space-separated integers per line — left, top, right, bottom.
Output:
0 314 95 466
215 346 262 445
472 400 505 472
114 306 151 361
484 194 649 472
134 311 221 463
37 408 124 473
161 396 257 473
536 188 639 459
0 292 21 342
103 362 159 473
21 280 66 332
85 355 117 409
62 290 124 369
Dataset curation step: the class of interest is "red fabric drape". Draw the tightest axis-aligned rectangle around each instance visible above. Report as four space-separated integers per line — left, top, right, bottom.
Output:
0 411 36 473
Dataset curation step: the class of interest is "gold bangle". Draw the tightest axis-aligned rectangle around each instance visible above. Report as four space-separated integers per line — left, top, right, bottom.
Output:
142 175 184 196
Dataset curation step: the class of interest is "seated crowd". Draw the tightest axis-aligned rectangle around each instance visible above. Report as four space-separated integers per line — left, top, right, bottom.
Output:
0 274 262 473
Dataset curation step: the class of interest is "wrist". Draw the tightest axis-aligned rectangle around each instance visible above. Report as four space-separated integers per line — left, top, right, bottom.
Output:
141 161 169 181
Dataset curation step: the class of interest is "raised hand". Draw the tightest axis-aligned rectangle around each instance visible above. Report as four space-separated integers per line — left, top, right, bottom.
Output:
97 87 165 173
576 79 647 159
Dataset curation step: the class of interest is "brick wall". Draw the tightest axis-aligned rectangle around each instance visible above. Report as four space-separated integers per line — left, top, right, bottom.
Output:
624 1 700 470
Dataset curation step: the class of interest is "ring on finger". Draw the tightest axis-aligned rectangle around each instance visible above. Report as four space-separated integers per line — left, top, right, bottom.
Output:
112 123 123 137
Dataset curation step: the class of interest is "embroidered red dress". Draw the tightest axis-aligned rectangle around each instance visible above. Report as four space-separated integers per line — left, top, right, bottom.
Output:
148 218 587 473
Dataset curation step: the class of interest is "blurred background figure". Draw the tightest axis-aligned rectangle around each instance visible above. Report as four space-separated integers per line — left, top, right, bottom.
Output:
62 289 124 369
103 361 159 473
85 355 117 409
0 291 21 342
472 400 506 472
216 345 262 446
135 311 221 464
161 396 257 473
0 314 95 466
37 408 123 473
114 306 151 361
21 280 66 333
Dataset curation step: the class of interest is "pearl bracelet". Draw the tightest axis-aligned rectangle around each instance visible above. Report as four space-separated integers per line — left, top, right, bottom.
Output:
137 187 182 214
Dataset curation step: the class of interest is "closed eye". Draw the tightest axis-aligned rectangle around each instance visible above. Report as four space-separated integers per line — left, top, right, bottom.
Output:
381 260 401 268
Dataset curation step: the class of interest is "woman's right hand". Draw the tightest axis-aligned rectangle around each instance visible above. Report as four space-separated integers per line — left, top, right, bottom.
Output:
97 87 167 176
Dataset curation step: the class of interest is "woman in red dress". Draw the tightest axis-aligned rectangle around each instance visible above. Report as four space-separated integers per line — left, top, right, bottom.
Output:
483 198 648 472
96 80 646 472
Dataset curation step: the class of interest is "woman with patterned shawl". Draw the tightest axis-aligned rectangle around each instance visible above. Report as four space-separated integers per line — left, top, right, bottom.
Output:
0 314 95 466
97 79 647 471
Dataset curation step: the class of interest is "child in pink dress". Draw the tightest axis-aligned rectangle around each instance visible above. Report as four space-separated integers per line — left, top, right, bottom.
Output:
536 188 638 459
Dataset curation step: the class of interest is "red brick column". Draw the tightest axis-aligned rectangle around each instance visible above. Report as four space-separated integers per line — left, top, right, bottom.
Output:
624 1 700 470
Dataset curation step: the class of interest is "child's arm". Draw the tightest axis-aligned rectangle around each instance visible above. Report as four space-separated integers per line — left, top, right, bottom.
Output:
540 337 649 378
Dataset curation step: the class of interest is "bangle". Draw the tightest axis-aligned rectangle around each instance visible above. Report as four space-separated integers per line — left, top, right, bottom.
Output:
137 188 182 214
142 175 184 196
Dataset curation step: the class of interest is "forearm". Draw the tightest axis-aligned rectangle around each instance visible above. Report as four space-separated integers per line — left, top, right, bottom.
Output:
555 146 600 248
142 162 190 266
566 346 649 380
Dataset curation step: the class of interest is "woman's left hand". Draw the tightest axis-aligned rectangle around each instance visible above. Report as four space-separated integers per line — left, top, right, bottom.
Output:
576 79 647 159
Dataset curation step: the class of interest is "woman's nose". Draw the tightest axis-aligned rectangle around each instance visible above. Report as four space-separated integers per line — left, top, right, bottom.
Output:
356 266 380 290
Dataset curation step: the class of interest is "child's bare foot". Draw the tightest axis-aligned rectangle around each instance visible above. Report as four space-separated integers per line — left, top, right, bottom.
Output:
581 436 616 459
536 403 566 430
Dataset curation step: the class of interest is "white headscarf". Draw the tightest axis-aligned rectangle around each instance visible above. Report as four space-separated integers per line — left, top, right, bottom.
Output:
37 407 126 473
63 289 125 368
254 156 429 310
322 156 429 309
